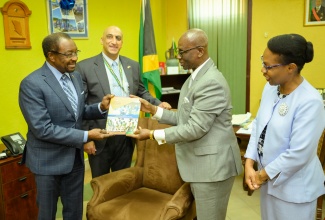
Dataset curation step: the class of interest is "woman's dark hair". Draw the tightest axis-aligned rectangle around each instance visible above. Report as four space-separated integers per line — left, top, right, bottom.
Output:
267 34 313 73
42 32 71 58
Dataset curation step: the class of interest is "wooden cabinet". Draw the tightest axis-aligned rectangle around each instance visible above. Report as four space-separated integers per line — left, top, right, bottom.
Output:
160 74 189 108
0 144 38 220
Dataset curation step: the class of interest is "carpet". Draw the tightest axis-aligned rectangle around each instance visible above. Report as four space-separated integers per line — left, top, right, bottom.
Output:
55 183 92 219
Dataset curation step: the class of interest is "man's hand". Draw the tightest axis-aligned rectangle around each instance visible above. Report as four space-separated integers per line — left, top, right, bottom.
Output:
129 95 156 114
88 128 114 141
126 126 151 140
83 141 96 155
100 94 115 111
159 102 172 110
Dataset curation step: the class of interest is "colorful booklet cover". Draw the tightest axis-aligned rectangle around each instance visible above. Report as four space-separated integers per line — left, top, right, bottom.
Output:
105 97 141 135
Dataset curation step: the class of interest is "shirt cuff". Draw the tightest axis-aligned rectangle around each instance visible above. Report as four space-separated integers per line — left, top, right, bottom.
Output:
98 103 107 114
83 131 88 143
152 106 163 120
153 129 166 145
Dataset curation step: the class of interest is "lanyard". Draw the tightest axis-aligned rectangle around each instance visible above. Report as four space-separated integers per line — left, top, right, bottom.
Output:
103 57 128 94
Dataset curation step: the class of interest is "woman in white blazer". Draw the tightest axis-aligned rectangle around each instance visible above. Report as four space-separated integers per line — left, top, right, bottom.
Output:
245 34 325 219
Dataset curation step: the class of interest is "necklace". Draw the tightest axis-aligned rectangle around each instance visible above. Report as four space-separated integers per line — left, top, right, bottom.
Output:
277 86 290 116
277 86 290 99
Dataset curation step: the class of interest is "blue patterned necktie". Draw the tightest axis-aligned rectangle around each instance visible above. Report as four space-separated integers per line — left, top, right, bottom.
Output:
61 74 77 117
111 61 124 96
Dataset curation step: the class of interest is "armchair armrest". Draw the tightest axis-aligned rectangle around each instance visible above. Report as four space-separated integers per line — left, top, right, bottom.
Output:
160 182 194 220
88 167 144 208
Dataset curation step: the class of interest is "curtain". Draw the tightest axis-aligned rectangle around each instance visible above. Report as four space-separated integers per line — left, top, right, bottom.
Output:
188 0 248 114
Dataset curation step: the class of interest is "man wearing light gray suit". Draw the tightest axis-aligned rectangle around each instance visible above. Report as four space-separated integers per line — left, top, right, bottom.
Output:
19 33 113 220
128 29 243 220
76 26 171 178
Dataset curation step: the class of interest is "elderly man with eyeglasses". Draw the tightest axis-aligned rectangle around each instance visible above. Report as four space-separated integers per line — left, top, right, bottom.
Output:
19 32 115 220
128 28 243 220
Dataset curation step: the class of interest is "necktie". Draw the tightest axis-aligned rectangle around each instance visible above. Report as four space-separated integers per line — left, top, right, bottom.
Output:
111 61 124 96
61 74 78 116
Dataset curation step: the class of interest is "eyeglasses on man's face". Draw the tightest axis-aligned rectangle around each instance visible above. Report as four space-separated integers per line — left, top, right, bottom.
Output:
177 46 203 58
260 55 287 72
51 50 81 58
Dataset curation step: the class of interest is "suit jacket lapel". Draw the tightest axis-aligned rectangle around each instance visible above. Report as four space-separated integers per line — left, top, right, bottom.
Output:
120 56 133 93
42 64 75 117
178 75 191 109
192 59 214 87
95 54 111 95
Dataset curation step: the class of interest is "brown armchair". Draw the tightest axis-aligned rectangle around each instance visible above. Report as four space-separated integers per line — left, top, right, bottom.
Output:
86 118 196 220
316 129 325 220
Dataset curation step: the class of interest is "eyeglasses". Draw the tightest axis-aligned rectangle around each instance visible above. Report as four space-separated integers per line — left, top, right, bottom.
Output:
261 56 287 72
51 50 81 58
177 46 203 57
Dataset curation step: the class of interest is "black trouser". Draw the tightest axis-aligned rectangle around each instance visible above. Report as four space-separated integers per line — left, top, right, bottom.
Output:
88 136 134 178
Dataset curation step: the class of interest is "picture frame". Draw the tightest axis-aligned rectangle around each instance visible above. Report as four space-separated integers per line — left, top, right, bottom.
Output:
47 0 88 38
304 0 325 26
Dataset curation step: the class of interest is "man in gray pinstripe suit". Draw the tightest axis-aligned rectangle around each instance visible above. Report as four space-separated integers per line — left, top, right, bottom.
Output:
19 33 113 220
129 29 242 220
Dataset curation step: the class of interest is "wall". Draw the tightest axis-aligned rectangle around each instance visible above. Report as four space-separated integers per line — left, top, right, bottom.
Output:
0 0 187 140
250 0 325 115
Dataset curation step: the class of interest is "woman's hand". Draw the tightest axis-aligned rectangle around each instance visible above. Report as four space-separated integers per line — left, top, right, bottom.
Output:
245 159 260 190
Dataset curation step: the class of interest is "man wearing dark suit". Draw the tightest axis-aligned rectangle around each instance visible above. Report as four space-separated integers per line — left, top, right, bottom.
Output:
128 29 243 220
19 32 113 220
311 0 325 21
76 26 171 178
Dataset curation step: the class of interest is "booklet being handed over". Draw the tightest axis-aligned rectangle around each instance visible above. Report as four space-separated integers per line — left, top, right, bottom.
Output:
105 97 141 135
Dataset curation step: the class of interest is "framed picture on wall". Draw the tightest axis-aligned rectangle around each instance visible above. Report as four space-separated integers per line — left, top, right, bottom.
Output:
304 0 325 26
47 0 88 38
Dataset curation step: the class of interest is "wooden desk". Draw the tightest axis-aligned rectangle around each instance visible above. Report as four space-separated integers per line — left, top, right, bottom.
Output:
0 144 38 219
233 126 255 196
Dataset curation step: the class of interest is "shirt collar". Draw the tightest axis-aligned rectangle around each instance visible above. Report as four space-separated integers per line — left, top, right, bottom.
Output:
102 52 120 66
46 61 70 82
190 58 210 80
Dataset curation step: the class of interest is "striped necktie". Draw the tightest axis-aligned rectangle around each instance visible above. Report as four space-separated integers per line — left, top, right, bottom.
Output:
61 74 78 116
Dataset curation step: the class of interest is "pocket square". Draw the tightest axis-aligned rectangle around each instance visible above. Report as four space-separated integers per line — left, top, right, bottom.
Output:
81 91 84 95
184 97 189 103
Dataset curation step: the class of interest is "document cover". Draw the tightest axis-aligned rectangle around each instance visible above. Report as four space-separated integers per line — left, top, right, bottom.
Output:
105 97 140 135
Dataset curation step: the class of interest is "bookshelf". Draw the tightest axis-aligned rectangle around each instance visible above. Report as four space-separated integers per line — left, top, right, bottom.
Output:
160 74 190 108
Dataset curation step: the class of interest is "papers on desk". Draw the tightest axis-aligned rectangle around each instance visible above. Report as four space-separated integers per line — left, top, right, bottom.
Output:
232 112 252 135
236 122 253 135
232 112 251 125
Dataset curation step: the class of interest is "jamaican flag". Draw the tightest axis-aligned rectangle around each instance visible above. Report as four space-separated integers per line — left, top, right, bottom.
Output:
139 0 162 99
